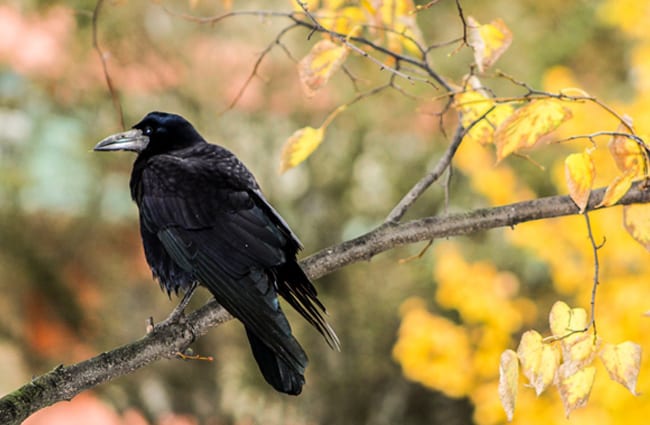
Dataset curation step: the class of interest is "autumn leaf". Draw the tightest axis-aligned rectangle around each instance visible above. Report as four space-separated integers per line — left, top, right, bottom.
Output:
549 301 597 372
516 330 560 396
596 169 637 208
494 99 572 161
298 39 349 98
608 121 645 174
549 301 587 339
454 87 514 145
557 364 596 418
565 150 595 213
623 204 650 251
596 122 648 207
279 126 324 173
467 16 513 72
599 341 641 395
498 349 519 421
280 105 346 172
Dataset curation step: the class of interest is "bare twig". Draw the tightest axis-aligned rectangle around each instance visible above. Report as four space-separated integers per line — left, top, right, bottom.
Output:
161 7 291 25
584 212 606 340
221 23 300 114
386 106 496 223
554 131 645 146
92 0 124 130
455 0 469 46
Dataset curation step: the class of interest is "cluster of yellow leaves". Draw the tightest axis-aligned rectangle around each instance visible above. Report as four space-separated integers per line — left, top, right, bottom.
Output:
457 81 650 252
392 4 650 423
281 0 425 172
398 62 650 423
395 226 650 424
455 89 573 162
564 122 646 211
500 301 641 420
294 0 424 57
564 120 650 247
393 243 536 424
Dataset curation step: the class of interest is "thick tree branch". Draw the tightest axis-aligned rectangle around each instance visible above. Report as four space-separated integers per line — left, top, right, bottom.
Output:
2 182 650 424
302 181 650 279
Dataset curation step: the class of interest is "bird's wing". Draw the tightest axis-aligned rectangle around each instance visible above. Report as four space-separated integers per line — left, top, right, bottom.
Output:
137 151 309 368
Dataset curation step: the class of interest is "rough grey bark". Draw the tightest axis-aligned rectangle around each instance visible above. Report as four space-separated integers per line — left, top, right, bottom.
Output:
1 182 649 424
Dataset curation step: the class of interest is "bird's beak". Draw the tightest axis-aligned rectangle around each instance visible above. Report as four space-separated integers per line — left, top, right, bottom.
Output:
94 129 149 153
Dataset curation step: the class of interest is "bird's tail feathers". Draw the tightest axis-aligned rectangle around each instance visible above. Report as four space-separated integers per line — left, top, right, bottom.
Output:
245 327 305 395
276 261 340 351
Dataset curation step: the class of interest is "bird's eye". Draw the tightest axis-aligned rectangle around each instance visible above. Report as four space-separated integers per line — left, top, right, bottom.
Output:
143 126 153 136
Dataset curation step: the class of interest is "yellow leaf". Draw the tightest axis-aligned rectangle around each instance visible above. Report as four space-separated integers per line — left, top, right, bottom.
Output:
498 349 519 421
608 121 645 175
557 364 596 418
549 301 587 338
516 330 560 395
596 169 636 208
564 150 595 213
623 204 650 251
467 16 513 72
279 126 324 173
494 99 572 161
599 341 641 395
298 39 349 98
454 87 514 145
549 301 598 371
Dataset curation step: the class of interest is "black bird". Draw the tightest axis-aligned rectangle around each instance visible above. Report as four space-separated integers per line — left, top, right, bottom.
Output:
94 111 338 395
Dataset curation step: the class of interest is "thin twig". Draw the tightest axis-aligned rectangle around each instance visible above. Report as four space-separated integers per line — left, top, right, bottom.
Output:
584 211 605 341
220 23 300 114
455 0 469 46
92 0 124 130
291 2 450 89
161 6 291 25
554 131 645 146
386 106 496 223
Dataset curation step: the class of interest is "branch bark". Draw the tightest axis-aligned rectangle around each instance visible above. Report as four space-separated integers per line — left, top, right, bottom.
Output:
2 182 649 424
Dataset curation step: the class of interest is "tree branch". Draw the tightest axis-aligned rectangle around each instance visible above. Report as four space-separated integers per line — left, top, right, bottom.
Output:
385 106 496 223
301 181 650 279
2 182 649 424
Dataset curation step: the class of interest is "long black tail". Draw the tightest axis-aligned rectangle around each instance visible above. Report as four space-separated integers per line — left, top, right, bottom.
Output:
245 327 306 395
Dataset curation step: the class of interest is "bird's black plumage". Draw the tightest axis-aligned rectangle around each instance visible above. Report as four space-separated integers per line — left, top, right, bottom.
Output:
94 111 338 395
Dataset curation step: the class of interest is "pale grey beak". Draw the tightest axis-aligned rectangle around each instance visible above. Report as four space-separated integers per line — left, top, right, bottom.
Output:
94 129 149 153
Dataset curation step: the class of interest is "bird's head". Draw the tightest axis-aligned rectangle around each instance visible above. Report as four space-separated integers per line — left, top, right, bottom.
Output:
94 111 205 154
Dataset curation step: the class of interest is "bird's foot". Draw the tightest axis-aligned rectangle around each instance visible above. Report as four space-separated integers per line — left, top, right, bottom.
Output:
166 281 199 323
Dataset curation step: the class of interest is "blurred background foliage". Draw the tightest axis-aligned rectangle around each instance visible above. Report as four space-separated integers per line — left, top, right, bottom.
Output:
1 0 650 424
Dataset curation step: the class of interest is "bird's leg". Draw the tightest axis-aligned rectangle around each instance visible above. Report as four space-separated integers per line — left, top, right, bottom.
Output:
166 281 198 323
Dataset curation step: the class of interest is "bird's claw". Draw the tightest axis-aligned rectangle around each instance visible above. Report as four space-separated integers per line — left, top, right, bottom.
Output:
175 348 214 362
